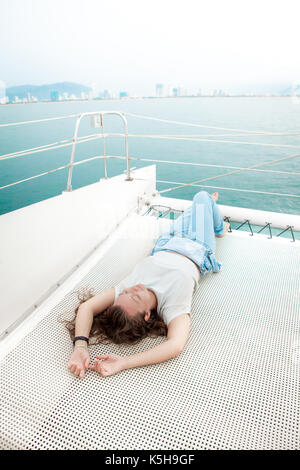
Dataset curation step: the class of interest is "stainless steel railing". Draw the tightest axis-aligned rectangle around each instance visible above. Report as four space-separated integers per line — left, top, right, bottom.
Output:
1 110 300 201
66 111 132 191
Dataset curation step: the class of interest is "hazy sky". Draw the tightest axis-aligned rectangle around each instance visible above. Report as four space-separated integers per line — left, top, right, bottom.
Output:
1 0 300 94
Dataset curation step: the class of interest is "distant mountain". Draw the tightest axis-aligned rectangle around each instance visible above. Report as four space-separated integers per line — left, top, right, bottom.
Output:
6 82 92 101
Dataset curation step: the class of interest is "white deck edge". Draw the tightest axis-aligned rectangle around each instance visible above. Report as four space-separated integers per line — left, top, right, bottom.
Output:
0 209 138 360
149 194 300 231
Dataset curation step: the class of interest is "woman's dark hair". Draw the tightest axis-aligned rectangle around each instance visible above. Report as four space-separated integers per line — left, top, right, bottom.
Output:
62 288 168 345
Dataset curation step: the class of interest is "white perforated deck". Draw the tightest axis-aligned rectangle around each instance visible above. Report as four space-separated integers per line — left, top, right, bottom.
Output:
0 215 299 450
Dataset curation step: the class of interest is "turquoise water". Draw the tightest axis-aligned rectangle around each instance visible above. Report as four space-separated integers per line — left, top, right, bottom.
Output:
0 97 299 219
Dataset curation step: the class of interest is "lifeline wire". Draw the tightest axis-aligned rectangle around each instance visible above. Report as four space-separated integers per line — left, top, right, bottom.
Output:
158 152 300 195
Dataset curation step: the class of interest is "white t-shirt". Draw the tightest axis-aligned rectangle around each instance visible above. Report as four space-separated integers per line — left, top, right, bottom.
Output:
114 251 200 326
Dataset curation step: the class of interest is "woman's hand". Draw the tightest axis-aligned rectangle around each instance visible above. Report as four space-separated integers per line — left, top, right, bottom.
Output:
88 354 126 377
68 347 90 379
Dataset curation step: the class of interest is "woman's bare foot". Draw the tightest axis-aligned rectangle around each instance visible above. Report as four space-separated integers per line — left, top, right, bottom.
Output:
210 192 230 237
216 221 230 238
211 192 219 202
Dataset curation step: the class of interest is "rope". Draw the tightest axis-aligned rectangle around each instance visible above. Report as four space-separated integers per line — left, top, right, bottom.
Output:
145 206 297 240
156 179 300 198
4 132 300 163
0 164 70 189
1 151 298 191
117 156 300 176
1 111 299 196
1 138 74 160
2 127 300 163
125 112 284 135
3 132 300 162
232 219 295 241
159 152 300 195
127 132 300 137
2 151 299 197
126 134 300 149
0 113 78 128
1 110 299 137
0 155 105 190
0 134 102 161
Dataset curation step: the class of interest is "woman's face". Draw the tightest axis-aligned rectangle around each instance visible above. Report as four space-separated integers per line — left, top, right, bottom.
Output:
114 284 152 318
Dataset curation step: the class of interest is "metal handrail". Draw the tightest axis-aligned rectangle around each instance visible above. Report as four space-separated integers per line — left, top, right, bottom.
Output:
1 111 299 201
1 155 299 200
66 111 131 192
1 153 300 199
2 141 299 177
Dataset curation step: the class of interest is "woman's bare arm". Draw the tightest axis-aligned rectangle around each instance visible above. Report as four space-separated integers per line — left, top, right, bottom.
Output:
124 313 190 369
80 288 116 316
73 288 115 343
67 288 115 378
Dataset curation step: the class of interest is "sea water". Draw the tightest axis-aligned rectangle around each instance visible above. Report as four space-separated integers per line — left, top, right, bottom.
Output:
0 97 299 218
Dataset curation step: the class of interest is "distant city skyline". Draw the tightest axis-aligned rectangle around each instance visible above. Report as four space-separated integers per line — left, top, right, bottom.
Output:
1 77 295 98
1 79 299 105
2 0 300 97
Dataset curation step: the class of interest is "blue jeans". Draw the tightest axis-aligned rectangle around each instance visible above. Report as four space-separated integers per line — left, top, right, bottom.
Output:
151 191 225 275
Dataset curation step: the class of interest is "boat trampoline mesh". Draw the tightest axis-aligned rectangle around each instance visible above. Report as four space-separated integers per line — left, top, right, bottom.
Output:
0 219 299 450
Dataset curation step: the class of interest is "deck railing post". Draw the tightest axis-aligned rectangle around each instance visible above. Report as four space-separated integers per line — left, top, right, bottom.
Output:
100 113 108 179
115 112 132 181
66 114 83 192
65 111 131 191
